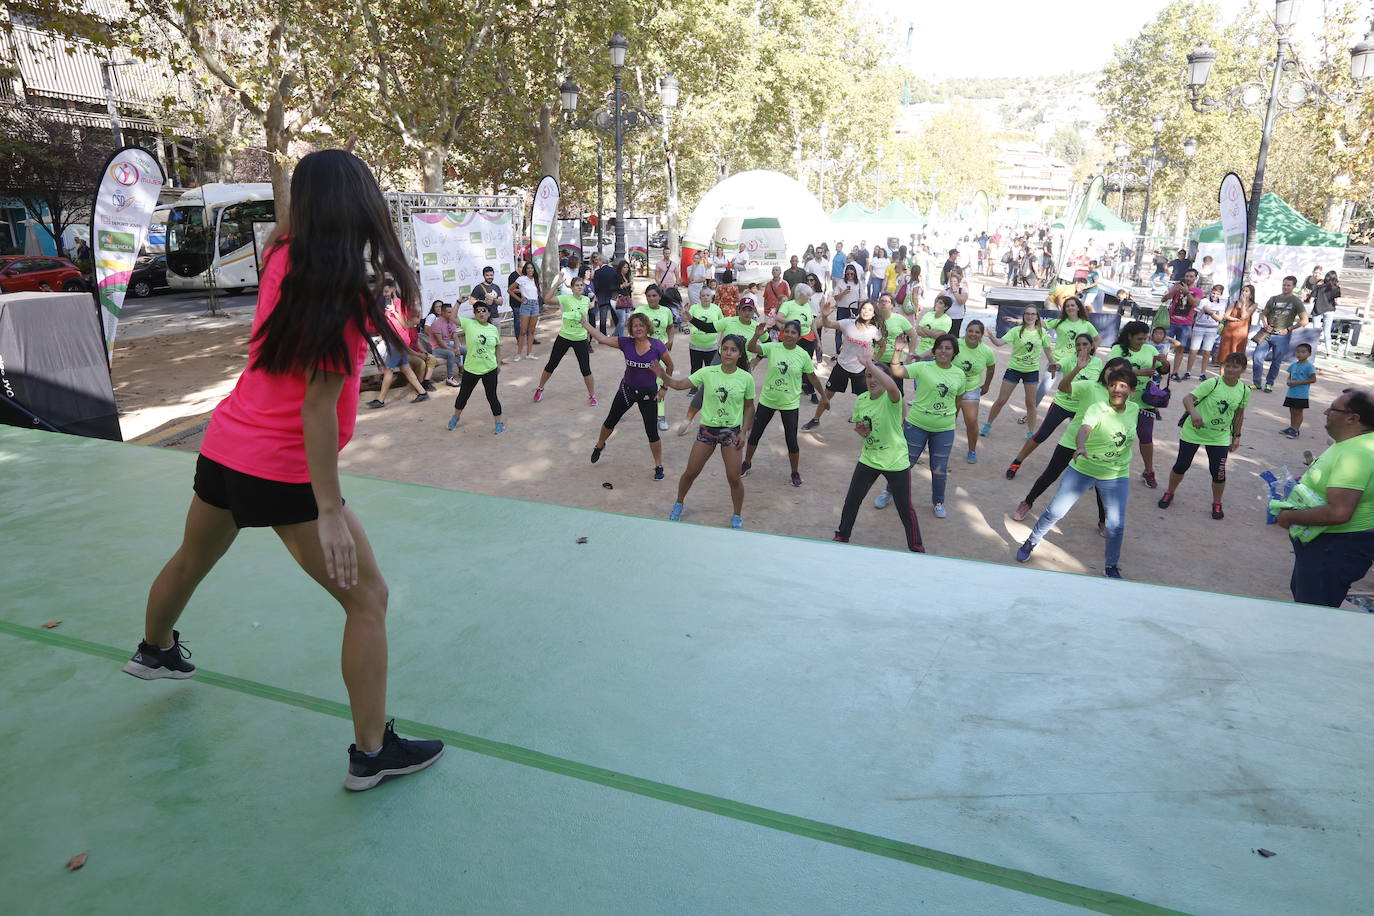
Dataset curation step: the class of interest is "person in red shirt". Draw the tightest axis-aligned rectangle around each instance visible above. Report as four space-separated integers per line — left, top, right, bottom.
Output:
120 150 445 791
763 266 790 319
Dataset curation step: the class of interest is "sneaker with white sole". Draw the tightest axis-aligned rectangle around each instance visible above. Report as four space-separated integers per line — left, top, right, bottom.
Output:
122 630 195 680
657 417 669 431
344 719 445 791
874 489 891 509
933 503 947 518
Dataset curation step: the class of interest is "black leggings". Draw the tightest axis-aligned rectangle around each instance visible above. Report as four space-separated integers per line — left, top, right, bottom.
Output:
836 462 924 551
749 405 799 453
689 350 721 409
602 383 659 443
596 302 616 334
544 336 593 377
689 348 717 375
1025 444 1105 522
1031 402 1075 444
949 317 963 338
798 338 816 395
454 368 501 416
1172 440 1229 482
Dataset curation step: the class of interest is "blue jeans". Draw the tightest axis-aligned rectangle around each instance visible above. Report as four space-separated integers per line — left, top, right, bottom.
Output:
867 277 884 301
1028 468 1129 568
1290 530 1374 607
1253 333 1293 387
904 423 955 504
614 307 631 336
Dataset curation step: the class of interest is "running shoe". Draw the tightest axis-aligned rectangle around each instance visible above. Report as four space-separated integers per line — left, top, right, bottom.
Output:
411 392 429 403
1005 462 1021 479
979 422 992 437
1169 372 1181 382
590 445 603 463
790 471 803 487
1015 539 1035 563
831 533 850 543
1142 470 1158 489
1248 383 1260 391
532 387 543 402
422 380 437 392
654 466 665 481
810 393 820 404
366 399 386 409
344 720 444 792
1211 502 1224 520
739 460 751 478
122 630 194 680
1199 372 1208 381
588 396 598 407
668 502 683 521
1158 490 1173 509
933 503 947 519
729 515 743 530
874 489 891 509
445 378 460 387
1017 416 1027 424
1282 427 1299 439
1104 566 1123 579
803 418 820 431
512 354 522 362
1012 501 1031 522
493 421 505 435
1182 372 1191 380
657 417 669 431
447 416 459 431
1263 385 1273 393
966 450 977 464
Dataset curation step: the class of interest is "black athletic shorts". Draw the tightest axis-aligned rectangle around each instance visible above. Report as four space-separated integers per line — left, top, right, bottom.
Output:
193 454 328 528
826 363 868 395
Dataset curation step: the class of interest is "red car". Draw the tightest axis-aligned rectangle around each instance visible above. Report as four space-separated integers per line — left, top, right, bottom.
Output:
0 255 87 293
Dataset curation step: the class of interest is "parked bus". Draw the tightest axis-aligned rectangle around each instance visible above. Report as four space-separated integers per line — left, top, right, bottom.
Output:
165 183 275 293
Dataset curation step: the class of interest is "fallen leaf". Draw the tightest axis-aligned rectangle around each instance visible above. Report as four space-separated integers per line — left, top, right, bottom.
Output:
42 621 61 629
575 537 588 544
602 482 614 489
66 853 88 871
1256 848 1277 858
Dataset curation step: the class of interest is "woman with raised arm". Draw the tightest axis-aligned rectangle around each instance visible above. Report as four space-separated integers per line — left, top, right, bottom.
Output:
533 274 597 406
445 298 506 435
121 150 444 791
803 296 883 431
583 310 672 480
744 319 828 486
981 305 1053 438
1006 333 1100 479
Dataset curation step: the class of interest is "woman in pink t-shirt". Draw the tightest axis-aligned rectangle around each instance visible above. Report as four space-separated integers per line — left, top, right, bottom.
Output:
120 150 445 791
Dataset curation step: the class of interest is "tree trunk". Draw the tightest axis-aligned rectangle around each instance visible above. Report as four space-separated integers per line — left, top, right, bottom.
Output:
420 145 446 193
264 113 291 222
537 103 561 296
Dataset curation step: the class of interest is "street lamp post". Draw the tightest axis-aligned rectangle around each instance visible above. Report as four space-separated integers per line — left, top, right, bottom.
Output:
1112 141 1131 215
1186 2 1372 282
99 58 137 147
609 31 628 262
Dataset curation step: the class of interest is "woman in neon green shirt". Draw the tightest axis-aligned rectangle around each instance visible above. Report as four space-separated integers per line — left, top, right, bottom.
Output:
1037 297 1098 407
657 334 755 530
832 349 925 552
913 294 953 356
1016 367 1140 579
1107 320 1170 488
981 305 1052 438
534 276 598 406
678 300 764 435
1005 333 1100 479
1159 352 1248 519
879 334 965 518
744 320 828 486
445 300 506 434
954 320 999 465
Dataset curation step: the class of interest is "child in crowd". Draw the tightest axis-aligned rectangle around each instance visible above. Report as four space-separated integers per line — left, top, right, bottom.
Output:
1280 342 1316 438
1148 326 1182 383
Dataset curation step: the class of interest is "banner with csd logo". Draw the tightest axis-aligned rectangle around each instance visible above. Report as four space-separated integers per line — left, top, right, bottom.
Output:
90 146 165 360
412 210 515 318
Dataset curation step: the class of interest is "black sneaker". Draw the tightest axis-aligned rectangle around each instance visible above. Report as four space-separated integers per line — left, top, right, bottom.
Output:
122 630 195 680
653 466 665 480
344 719 445 792
421 380 437 392
802 418 820 431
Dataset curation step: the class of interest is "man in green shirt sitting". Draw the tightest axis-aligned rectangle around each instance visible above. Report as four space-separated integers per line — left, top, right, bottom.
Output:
1253 275 1308 392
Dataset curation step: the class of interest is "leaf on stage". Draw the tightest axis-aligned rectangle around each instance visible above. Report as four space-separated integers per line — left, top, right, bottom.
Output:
42 620 61 629
66 852 88 871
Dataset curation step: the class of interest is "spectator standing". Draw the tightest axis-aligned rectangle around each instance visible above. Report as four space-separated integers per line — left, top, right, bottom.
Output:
782 256 807 293
687 254 710 306
1307 270 1341 355
766 265 793 321
1166 248 1193 283
590 253 619 334
654 248 679 293
867 247 889 301
1252 275 1309 392
805 248 829 293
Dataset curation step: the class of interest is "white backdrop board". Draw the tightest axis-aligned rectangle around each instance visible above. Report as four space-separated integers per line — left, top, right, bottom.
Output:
558 219 582 259
624 217 649 265
413 211 515 317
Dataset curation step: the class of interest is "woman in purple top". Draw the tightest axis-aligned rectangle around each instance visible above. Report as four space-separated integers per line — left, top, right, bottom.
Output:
582 311 673 480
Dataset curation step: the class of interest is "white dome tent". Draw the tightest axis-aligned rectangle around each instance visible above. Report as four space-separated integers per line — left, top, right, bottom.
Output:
681 170 826 284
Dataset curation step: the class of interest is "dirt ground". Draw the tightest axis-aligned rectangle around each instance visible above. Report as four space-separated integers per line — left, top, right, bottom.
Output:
112 288 1374 604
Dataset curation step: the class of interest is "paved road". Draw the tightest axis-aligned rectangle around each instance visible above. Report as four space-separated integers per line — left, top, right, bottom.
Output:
121 288 255 321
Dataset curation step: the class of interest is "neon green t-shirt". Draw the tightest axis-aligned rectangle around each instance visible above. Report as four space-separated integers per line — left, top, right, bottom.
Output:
1052 357 1103 412
715 316 758 349
458 317 501 375
851 392 910 472
1112 343 1157 405
1070 400 1140 480
1005 325 1051 372
902 360 966 433
874 314 913 363
689 364 755 428
1301 433 1374 534
1058 378 1108 450
954 341 998 395
557 294 590 341
1048 318 1097 367
914 311 953 356
1180 376 1250 446
631 304 674 342
777 299 815 338
688 303 724 349
757 341 815 411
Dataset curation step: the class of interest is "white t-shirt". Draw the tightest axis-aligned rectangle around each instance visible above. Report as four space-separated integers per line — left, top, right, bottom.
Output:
836 318 881 373
869 257 890 285
832 279 862 312
688 261 711 285
943 284 966 320
515 275 539 302
804 258 828 285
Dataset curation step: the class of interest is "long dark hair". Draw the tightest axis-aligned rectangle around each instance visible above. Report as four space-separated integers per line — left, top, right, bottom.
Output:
252 150 412 374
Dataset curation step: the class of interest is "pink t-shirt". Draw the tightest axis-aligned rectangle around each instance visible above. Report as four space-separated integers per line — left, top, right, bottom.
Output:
200 245 369 483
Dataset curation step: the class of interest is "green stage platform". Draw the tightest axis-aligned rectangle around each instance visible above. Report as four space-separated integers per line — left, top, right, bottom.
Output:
1 426 1371 915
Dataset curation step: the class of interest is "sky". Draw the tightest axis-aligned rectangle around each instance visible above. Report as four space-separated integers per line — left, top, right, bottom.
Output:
870 0 1362 78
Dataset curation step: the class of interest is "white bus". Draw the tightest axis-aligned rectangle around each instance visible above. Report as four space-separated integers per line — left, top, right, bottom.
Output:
165 183 275 293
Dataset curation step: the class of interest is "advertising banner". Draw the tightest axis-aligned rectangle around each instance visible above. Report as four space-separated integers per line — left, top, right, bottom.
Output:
623 217 649 266
971 189 990 232
557 219 582 259
733 217 786 284
1054 175 1102 285
412 210 516 318
1218 173 1248 303
530 175 559 260
89 146 166 359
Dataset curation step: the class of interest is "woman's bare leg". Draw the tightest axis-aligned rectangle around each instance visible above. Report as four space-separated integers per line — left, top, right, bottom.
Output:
143 496 240 647
675 439 716 502
985 379 1016 425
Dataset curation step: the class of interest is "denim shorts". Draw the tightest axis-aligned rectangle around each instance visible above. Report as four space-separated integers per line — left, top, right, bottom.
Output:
1168 323 1193 348
1003 367 1039 384
960 388 981 402
517 300 541 318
